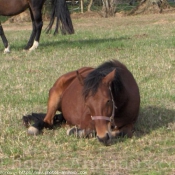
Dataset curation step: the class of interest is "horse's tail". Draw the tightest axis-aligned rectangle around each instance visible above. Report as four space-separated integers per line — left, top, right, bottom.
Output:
45 0 74 35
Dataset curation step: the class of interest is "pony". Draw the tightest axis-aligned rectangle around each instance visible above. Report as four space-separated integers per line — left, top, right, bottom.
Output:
0 0 74 53
26 60 140 146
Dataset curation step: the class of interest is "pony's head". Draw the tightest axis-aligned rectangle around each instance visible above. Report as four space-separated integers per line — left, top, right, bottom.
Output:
82 68 117 146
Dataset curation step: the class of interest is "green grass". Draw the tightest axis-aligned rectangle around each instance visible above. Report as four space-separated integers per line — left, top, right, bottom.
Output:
0 16 9 23
0 14 175 174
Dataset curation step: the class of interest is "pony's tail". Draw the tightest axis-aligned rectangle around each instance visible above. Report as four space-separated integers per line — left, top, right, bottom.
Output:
45 0 74 35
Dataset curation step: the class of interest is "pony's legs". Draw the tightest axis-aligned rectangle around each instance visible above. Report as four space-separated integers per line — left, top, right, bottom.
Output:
25 6 43 51
0 23 10 53
27 87 61 135
111 123 134 138
24 8 36 50
29 8 43 51
43 88 61 126
67 127 96 138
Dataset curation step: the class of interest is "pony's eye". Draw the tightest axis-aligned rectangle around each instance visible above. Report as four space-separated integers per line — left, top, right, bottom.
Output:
107 100 112 105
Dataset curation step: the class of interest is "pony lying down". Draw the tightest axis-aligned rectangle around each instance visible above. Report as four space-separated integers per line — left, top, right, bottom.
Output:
23 60 140 146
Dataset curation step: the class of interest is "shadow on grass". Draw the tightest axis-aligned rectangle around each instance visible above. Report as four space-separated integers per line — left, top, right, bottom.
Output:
40 36 130 49
3 35 130 52
110 106 175 145
135 106 175 137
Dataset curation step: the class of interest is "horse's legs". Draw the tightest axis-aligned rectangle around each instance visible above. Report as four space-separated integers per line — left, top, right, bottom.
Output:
25 6 43 51
43 88 61 126
27 87 62 135
67 128 96 138
111 123 134 138
0 23 10 53
29 7 43 51
24 8 36 50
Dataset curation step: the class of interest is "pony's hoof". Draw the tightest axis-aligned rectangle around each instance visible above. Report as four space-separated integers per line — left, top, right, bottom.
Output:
67 127 76 136
66 127 85 138
27 126 39 135
4 46 10 53
29 41 39 51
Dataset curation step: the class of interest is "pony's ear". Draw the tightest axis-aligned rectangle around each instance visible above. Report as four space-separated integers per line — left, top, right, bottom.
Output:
102 69 116 85
76 70 84 85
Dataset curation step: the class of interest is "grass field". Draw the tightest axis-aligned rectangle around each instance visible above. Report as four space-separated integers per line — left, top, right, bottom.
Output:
0 13 175 175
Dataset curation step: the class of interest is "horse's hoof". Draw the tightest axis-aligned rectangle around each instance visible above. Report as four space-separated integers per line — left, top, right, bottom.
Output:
4 46 10 54
66 127 76 136
27 126 39 135
29 41 39 51
66 127 85 138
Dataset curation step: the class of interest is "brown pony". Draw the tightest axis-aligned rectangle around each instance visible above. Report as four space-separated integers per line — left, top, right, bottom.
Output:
27 60 140 145
0 0 74 53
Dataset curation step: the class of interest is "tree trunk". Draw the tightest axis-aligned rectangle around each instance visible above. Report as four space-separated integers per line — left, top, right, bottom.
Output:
101 0 116 17
88 0 93 11
128 0 170 15
80 0 84 13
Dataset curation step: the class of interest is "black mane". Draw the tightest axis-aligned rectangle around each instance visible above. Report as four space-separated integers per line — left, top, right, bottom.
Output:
83 60 123 98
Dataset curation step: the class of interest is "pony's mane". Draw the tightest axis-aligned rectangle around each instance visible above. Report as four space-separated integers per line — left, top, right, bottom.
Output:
83 60 123 98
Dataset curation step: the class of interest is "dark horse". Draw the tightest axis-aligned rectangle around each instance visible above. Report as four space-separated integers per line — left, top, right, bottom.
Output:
26 60 140 145
0 0 74 53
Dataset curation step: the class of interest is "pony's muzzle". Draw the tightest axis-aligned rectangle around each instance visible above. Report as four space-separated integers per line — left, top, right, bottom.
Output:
97 133 111 146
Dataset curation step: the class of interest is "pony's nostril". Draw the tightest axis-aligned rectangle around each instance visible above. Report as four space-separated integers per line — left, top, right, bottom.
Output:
97 133 111 145
106 133 110 140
